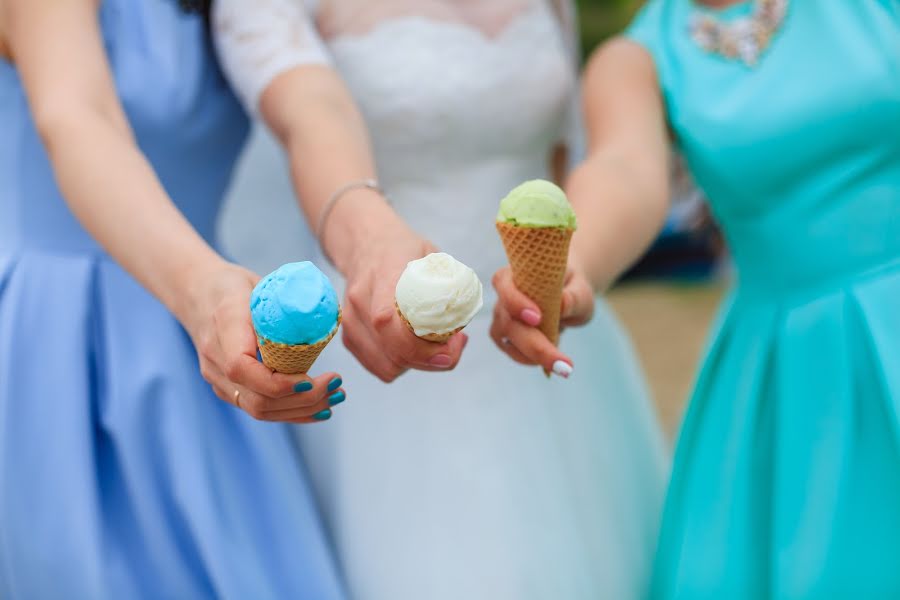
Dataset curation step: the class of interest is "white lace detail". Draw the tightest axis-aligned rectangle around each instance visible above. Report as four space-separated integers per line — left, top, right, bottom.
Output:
213 0 576 114
213 0 333 112
316 0 540 40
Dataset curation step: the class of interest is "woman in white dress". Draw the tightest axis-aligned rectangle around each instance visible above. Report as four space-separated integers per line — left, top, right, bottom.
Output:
213 1 667 598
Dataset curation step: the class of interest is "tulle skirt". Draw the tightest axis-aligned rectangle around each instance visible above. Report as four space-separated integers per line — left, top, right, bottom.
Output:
297 299 669 600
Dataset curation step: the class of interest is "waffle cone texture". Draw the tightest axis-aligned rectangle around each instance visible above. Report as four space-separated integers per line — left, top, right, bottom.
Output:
256 310 341 374
395 301 464 343
496 222 573 346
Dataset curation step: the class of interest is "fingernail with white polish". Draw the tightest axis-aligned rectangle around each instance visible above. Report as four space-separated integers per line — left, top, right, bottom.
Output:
552 360 573 378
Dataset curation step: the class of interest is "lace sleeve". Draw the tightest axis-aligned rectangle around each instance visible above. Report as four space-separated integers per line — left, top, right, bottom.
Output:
212 0 332 114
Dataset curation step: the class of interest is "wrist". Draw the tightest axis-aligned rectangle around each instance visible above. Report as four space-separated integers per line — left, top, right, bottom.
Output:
168 251 234 328
323 189 413 275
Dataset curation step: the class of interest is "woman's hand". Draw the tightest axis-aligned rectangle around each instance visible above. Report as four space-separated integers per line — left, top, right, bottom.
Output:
181 262 346 424
338 220 469 383
489 257 595 376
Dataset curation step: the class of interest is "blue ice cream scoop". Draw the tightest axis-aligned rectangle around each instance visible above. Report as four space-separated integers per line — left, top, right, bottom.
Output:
251 262 340 345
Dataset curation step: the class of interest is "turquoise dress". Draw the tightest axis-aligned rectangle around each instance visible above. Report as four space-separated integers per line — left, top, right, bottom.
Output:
628 1 900 597
0 1 343 597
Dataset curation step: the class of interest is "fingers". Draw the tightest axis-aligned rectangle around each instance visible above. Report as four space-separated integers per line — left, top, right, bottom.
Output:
342 305 408 382
213 303 324 400
207 359 347 421
492 267 542 326
260 382 344 422
490 304 574 377
371 303 466 371
213 297 284 395
489 317 533 366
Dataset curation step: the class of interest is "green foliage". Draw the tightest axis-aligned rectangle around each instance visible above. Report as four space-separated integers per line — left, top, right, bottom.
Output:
576 0 645 57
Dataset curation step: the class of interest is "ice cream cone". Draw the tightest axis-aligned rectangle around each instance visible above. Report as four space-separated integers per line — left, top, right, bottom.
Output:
395 301 463 343
394 253 483 343
496 222 573 348
257 310 342 374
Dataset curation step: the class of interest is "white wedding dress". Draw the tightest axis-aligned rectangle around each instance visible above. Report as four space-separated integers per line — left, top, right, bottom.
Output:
214 1 668 598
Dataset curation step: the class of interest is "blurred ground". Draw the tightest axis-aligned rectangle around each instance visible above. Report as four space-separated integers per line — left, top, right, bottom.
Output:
607 282 724 439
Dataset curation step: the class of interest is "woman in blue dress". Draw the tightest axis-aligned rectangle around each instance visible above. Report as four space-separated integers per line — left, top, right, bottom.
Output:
0 1 346 597
492 0 900 596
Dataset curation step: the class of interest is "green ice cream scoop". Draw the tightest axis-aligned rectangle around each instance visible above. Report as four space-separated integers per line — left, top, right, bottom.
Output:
496 179 577 229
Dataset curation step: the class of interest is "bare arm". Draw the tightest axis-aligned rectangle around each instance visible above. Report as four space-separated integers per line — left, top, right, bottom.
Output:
6 0 222 317
568 37 671 291
4 0 344 421
260 66 402 276
257 65 468 382
0 9 9 60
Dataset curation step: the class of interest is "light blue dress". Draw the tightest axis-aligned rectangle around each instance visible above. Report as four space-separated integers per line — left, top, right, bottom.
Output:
629 1 900 597
0 2 343 598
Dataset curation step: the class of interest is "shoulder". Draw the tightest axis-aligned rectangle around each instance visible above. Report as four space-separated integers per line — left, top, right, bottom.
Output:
584 36 658 94
616 0 683 92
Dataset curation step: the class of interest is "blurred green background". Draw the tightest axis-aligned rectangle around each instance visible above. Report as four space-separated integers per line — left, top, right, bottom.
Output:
576 0 644 57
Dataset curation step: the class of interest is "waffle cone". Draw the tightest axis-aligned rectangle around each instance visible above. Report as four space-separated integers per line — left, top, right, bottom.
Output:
395 302 464 343
496 222 573 347
256 310 341 374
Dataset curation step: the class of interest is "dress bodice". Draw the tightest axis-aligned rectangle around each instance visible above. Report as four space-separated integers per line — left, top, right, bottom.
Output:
629 0 900 296
214 0 577 283
0 0 248 255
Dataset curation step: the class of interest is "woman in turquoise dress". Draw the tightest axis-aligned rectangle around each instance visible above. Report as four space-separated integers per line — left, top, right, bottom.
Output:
491 0 900 596
0 0 346 596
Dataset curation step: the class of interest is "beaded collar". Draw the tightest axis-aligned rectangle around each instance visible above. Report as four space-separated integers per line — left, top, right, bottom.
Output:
689 0 788 67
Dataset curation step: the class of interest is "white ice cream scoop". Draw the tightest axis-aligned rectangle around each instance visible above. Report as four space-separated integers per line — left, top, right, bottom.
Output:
395 252 483 341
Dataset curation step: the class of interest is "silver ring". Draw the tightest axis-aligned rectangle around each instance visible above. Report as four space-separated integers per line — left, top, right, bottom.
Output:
501 337 512 346
232 388 241 408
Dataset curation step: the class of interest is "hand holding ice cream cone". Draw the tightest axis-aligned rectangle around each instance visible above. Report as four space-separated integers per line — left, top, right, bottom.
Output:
338 224 470 381
182 261 345 424
492 179 584 377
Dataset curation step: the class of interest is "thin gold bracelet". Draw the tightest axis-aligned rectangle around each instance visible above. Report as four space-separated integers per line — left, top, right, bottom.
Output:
316 178 387 265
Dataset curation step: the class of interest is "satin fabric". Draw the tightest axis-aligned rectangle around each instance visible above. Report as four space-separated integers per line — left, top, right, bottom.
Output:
629 1 900 597
0 2 343 597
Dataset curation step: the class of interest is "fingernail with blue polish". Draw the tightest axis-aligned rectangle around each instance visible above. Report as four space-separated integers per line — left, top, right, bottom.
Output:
313 409 332 421
328 390 346 407
294 381 313 393
327 377 343 392
256 349 263 362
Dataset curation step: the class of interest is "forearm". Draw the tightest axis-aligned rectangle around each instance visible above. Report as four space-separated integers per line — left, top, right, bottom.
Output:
41 110 226 320
262 67 411 275
566 150 669 292
284 94 408 275
568 38 672 292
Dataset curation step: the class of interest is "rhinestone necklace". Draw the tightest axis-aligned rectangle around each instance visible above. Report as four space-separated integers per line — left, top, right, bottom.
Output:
689 0 788 67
